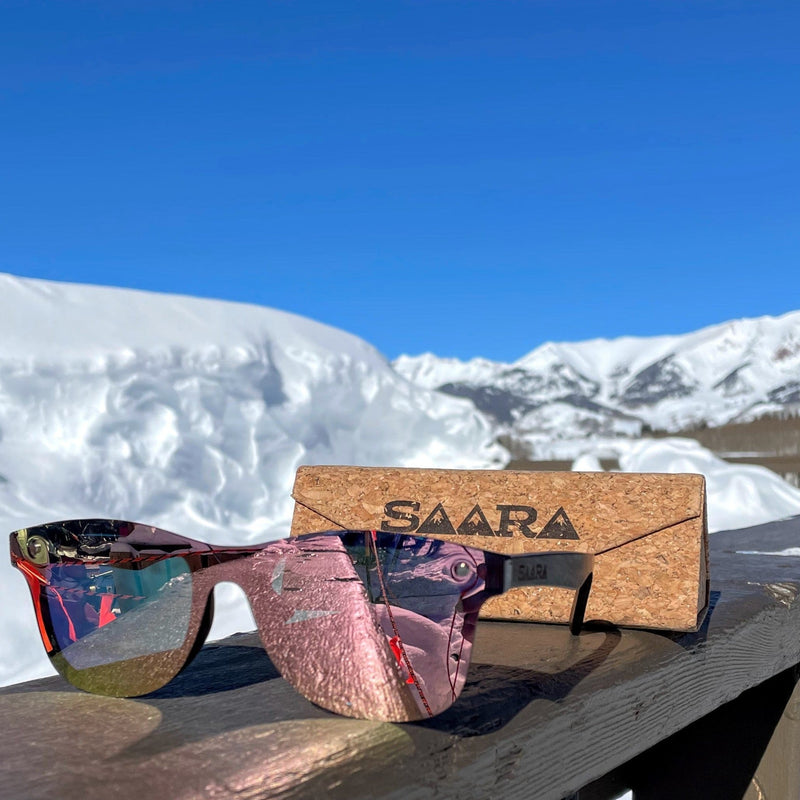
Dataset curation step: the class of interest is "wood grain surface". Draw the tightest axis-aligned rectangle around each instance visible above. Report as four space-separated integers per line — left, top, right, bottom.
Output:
2 516 800 800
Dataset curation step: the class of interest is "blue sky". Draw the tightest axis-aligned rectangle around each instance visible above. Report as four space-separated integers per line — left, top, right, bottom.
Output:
1 1 798 361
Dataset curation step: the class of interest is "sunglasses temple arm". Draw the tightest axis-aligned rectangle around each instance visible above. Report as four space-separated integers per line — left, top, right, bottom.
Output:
568 573 593 635
500 552 594 635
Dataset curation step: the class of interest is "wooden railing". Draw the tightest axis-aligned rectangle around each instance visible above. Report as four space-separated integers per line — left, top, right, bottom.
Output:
2 516 800 800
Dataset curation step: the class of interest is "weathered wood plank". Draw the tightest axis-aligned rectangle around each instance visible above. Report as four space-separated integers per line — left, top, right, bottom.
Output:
2 516 800 800
579 665 800 799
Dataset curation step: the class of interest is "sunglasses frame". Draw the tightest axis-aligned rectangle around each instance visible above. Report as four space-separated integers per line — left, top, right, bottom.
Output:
10 519 593 721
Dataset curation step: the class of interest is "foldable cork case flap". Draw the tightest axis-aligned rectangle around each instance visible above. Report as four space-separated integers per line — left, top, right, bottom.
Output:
290 466 708 631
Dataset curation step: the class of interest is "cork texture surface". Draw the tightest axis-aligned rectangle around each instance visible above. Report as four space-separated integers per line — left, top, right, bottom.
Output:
290 466 708 631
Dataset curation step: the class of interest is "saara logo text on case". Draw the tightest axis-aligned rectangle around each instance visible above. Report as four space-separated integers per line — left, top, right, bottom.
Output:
380 501 580 540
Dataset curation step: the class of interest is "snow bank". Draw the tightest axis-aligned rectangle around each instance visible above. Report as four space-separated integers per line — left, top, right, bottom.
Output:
0 273 506 687
570 453 604 471
618 438 800 533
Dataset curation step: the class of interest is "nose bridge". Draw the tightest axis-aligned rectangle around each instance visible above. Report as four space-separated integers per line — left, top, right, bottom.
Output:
196 543 285 602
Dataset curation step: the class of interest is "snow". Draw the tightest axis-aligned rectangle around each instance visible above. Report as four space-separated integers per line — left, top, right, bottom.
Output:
571 453 605 471
392 352 504 390
0 272 506 687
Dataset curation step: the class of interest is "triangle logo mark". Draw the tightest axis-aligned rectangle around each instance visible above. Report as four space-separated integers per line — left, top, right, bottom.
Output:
418 503 457 536
457 504 495 536
536 507 580 540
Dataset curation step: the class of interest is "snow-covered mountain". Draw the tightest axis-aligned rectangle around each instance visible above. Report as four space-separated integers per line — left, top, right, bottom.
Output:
395 312 800 459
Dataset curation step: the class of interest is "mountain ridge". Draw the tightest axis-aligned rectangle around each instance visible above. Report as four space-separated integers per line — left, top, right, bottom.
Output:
395 310 800 459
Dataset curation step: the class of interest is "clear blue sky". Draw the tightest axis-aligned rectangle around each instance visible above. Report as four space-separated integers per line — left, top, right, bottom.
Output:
2 1 798 361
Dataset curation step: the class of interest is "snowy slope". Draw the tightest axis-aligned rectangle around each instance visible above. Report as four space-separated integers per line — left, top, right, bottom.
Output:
395 311 800 457
0 272 506 686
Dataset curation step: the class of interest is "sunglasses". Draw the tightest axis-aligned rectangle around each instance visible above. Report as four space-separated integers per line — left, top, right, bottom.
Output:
9 519 593 722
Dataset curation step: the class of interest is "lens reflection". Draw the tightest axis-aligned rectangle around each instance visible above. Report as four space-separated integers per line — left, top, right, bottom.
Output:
251 532 483 722
45 558 192 670
12 520 197 696
342 532 481 718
